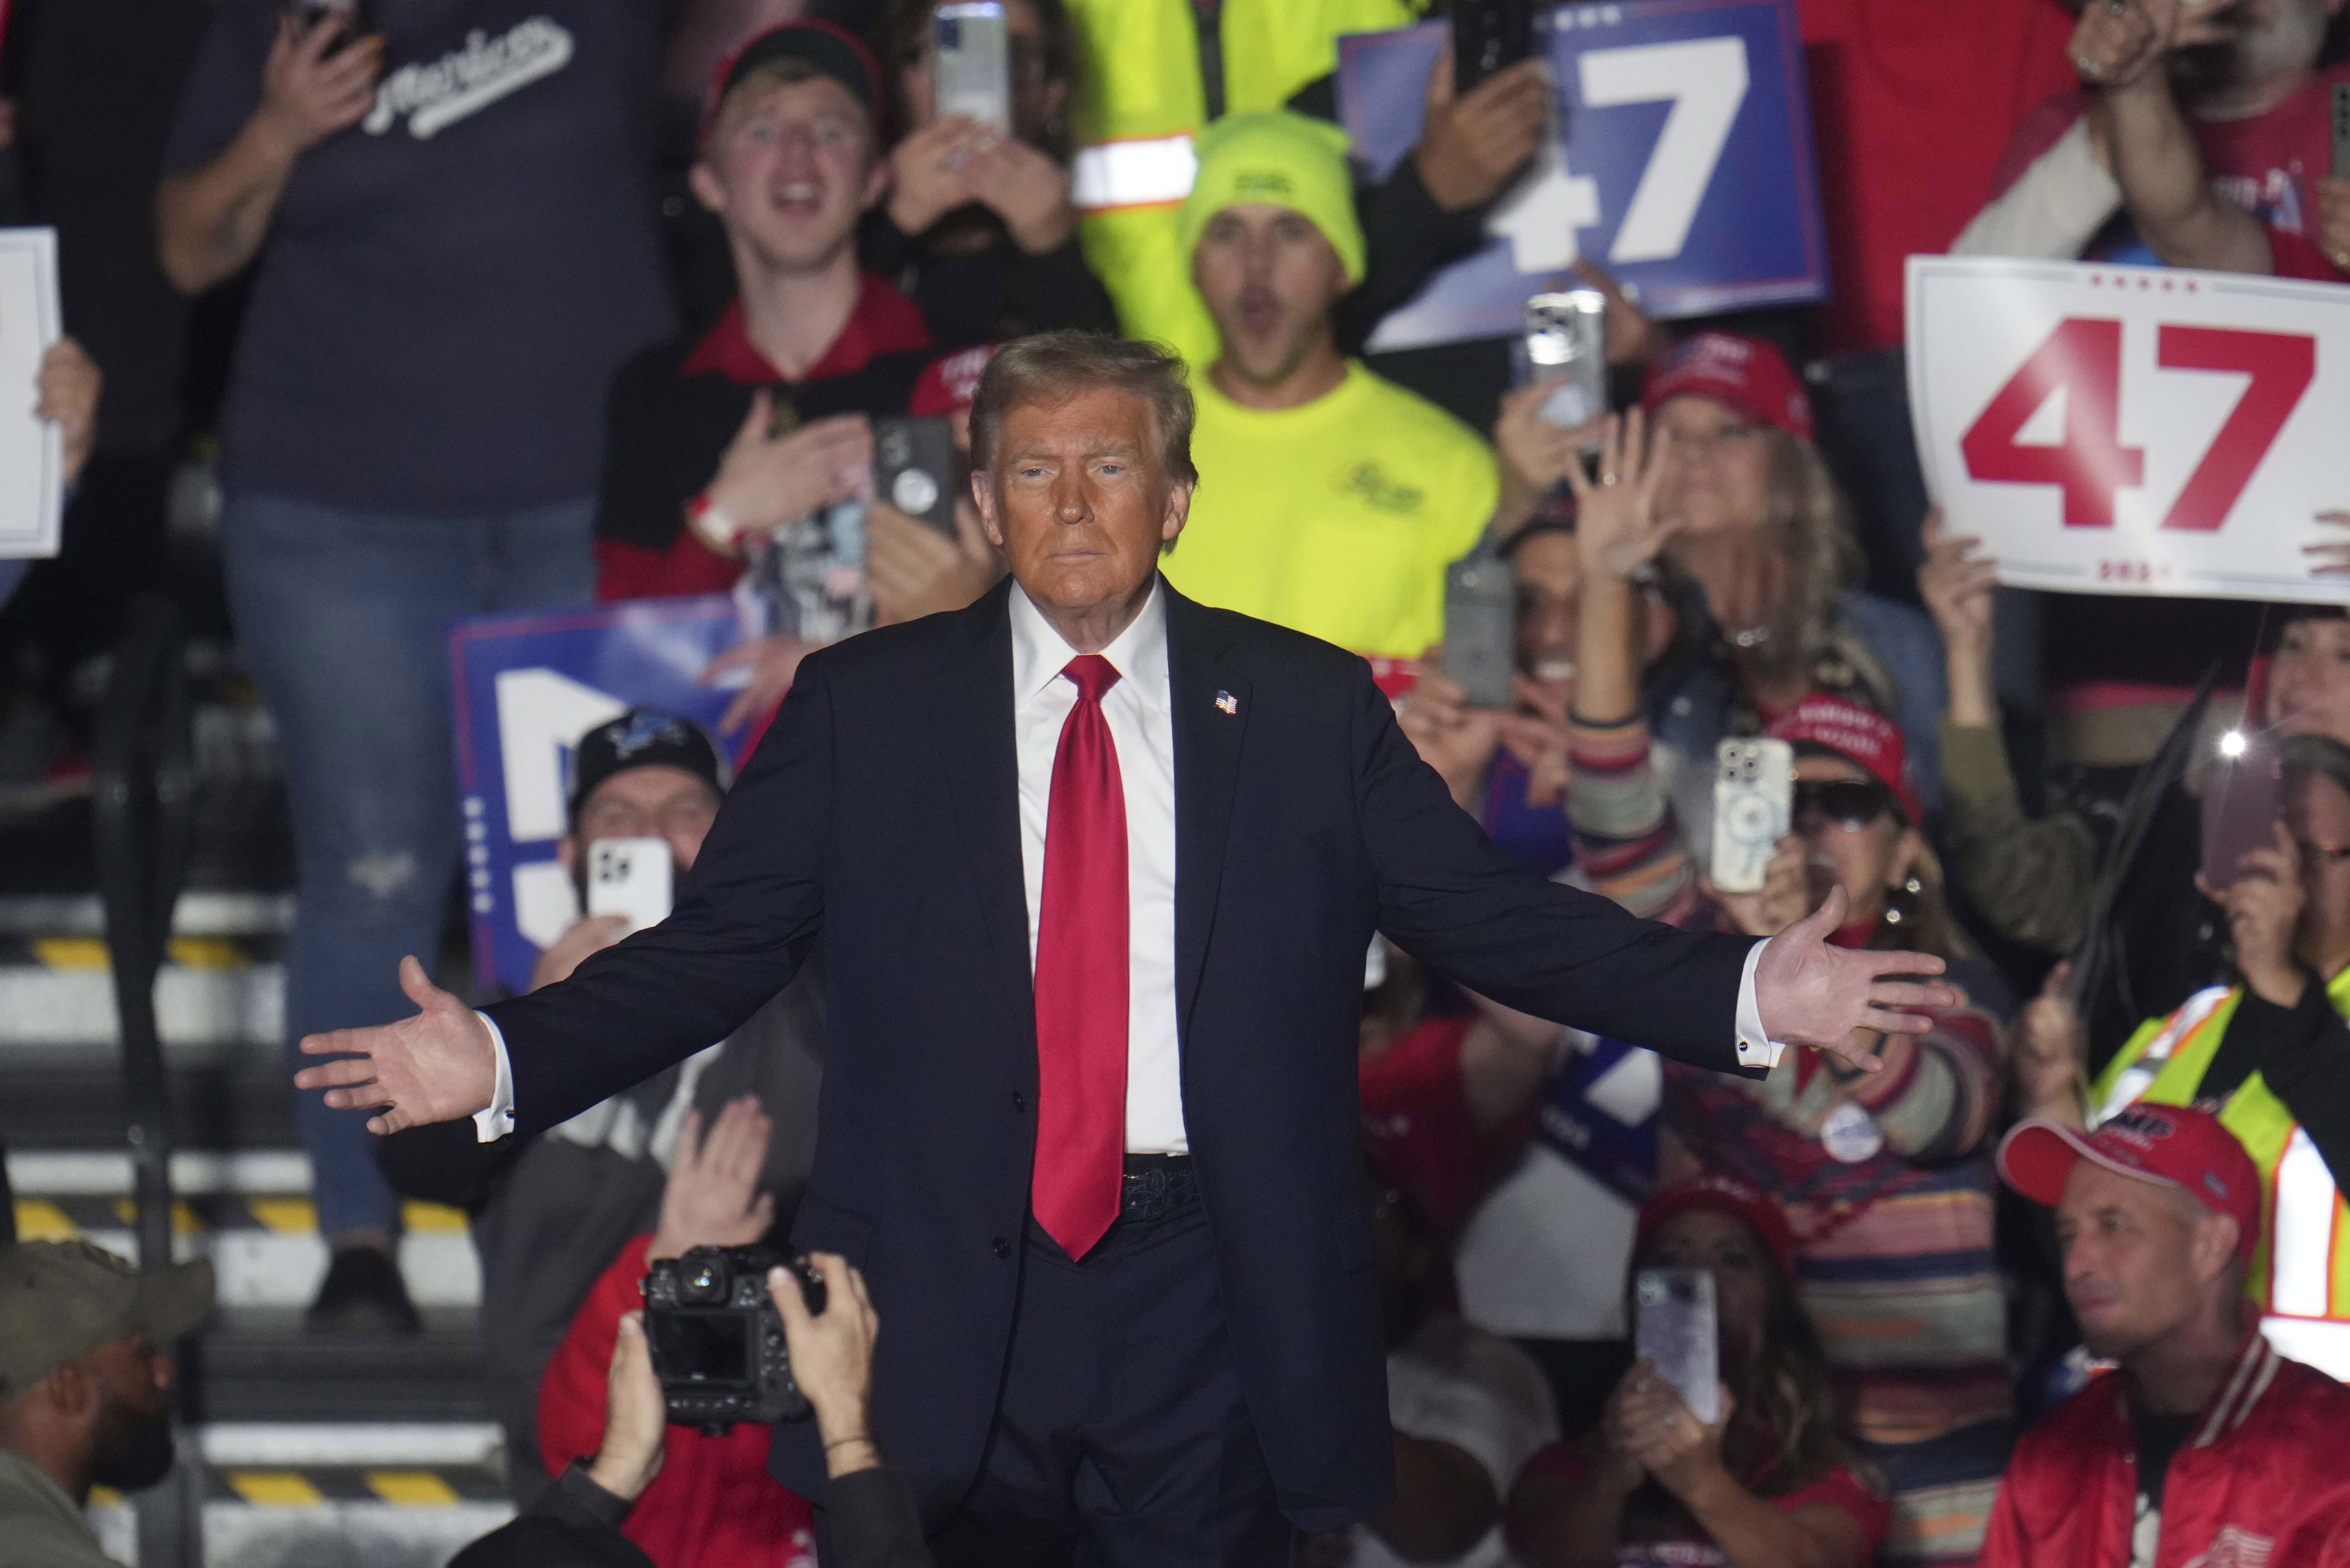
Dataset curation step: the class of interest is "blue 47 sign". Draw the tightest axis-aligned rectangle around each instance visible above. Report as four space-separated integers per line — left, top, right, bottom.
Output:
1337 0 1829 352
449 596 753 998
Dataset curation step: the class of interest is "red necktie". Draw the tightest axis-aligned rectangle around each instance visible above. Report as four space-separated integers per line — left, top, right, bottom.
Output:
1031 654 1129 1260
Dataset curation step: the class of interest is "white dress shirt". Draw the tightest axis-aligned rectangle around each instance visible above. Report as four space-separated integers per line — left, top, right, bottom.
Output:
470 587 1783 1143
1009 579 1188 1154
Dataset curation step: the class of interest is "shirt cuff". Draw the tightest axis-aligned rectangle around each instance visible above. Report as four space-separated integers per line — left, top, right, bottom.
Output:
472 1011 516 1142
1735 939 1785 1070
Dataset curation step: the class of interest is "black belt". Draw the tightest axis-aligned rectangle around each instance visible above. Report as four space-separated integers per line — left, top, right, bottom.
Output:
1120 1154 1198 1226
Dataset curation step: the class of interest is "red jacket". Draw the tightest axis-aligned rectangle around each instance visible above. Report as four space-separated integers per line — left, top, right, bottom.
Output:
538 1233 817 1568
1979 1331 2350 1568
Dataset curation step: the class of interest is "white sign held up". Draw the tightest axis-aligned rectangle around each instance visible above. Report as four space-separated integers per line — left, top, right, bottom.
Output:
1907 255 2350 605
0 227 63 562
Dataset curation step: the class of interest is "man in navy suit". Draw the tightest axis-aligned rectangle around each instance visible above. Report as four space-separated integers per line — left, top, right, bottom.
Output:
297 333 1950 1566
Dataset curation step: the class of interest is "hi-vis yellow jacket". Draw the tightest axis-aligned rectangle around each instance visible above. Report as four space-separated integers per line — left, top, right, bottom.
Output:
1063 0 1418 369
2092 965 2350 1378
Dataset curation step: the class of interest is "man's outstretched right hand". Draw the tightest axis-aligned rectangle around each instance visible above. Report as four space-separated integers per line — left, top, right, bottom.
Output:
292 955 496 1135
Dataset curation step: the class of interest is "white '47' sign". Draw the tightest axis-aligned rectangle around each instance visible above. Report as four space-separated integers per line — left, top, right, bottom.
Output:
1908 256 2350 604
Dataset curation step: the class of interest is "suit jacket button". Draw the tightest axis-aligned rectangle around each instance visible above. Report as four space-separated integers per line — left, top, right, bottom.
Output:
1012 1091 1028 1113
992 1236 1012 1260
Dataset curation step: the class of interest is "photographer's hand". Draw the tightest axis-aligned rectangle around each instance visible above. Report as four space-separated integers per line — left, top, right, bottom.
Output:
586 1313 667 1503
647 1096 776 1263
772 1253 881 1478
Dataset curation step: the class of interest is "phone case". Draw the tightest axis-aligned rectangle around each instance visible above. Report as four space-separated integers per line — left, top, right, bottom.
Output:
586 837 675 935
1635 1268 1720 1424
2333 82 2350 178
1710 738 1794 893
2201 736 2284 891
873 416 960 536
1452 0 1534 94
1443 554 1518 710
935 3 1012 130
1523 291 1610 431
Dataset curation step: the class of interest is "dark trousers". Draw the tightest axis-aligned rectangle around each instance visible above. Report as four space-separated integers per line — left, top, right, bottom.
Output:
926 1203 1293 1568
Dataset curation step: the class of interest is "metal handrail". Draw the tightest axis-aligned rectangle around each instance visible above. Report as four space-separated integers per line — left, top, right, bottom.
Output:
92 593 197 1275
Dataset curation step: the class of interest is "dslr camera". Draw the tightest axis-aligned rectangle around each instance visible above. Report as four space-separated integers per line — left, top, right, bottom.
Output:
643 1245 826 1431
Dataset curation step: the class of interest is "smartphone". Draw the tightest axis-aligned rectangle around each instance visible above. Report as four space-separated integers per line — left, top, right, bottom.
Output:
1635 1267 1720 1425
2333 82 2350 178
287 0 372 54
1452 0 1534 95
1711 738 1795 894
1523 291 1610 431
586 837 674 935
873 416 961 537
2201 731 2284 891
1443 552 1518 710
935 2 1013 132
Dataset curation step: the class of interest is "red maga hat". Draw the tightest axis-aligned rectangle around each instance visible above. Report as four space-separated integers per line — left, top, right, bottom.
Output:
1637 1174 1797 1280
1766 693 1924 828
1998 1104 2260 1263
1641 331 1814 444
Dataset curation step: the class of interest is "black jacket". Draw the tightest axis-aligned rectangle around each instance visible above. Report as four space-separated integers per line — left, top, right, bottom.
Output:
481 579 1757 1530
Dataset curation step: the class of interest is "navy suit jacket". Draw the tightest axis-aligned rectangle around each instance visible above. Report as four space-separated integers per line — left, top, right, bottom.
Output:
483 577 1758 1530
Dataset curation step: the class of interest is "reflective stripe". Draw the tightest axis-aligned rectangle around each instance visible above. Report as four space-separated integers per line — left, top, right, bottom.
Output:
2271 1128 2339 1318
2095 985 2234 1124
1072 135 1199 212
2262 1314 2350 1381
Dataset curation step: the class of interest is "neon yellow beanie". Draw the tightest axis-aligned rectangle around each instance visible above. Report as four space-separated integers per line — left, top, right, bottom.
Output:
1177 111 1365 286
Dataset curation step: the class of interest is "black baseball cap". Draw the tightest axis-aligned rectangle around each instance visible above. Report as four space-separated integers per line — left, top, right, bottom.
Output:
568 711 728 822
702 19 884 138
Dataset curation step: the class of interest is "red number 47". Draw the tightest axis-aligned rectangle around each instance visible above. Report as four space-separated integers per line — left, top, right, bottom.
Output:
1959 317 2315 532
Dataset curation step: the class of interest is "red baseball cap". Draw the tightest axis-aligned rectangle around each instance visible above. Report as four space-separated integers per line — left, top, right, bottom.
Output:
701 19 884 143
1998 1105 2261 1262
1641 332 1814 444
1766 693 1924 828
1638 1174 1797 1280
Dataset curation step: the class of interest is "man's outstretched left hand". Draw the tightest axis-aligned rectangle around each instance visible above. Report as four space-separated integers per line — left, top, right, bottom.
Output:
1751 886 1954 1074
292 955 497 1134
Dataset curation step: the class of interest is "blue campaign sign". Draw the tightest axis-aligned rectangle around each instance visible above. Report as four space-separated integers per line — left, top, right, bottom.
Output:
1337 0 1829 352
449 595 753 997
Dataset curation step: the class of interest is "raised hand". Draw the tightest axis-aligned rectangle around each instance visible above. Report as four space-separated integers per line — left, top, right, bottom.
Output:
969 134 1077 254
2198 821 2308 1008
1562 407 1682 584
2013 960 2088 1125
648 1095 777 1262
2304 510 2350 577
1398 663 1506 809
1750 885 1954 1073
1413 44 1550 212
886 115 988 237
699 401 873 549
256 9 384 154
867 498 1003 624
292 955 497 1135
700 633 821 735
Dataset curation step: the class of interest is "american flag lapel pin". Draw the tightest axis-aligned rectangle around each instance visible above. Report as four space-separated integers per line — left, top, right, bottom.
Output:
1215 690 1238 716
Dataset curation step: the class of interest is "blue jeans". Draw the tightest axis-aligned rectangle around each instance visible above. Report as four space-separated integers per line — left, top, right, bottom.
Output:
224 493 597 1239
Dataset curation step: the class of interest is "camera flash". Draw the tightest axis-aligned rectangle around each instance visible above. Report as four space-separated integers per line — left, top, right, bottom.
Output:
2219 730 2249 759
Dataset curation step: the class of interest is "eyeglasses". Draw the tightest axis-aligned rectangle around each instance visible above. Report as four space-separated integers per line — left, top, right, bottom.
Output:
1794 778 1894 831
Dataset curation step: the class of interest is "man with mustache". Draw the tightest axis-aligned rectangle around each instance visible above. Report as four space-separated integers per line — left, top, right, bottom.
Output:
1157 111 1501 669
0 1243 215 1568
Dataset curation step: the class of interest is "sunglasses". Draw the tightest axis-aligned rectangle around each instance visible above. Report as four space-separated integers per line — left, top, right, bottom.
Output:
1794 778 1895 831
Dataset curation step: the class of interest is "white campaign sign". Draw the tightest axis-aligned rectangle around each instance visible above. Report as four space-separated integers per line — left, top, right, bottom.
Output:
1908 255 2350 604
0 228 64 560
